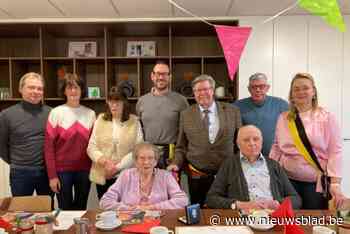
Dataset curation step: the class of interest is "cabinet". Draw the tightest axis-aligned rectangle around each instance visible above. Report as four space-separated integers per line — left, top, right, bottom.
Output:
0 20 238 112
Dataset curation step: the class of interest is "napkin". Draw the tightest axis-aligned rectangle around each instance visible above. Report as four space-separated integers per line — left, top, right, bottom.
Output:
271 197 304 234
0 218 12 230
121 219 161 233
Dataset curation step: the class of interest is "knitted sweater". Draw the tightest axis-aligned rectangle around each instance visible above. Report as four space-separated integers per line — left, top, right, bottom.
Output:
44 104 96 179
0 101 51 168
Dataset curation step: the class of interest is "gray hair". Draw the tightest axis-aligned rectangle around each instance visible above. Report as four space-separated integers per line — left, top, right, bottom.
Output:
132 142 160 162
19 72 45 91
248 73 268 84
192 74 216 90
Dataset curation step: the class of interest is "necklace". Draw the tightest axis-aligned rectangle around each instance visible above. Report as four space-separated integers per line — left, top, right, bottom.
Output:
139 171 155 202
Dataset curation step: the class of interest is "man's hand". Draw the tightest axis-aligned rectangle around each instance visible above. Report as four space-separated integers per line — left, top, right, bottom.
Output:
49 178 61 193
256 199 280 210
236 201 261 210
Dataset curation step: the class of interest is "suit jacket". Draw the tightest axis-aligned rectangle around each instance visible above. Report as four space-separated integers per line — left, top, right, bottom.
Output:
173 102 241 174
206 154 302 209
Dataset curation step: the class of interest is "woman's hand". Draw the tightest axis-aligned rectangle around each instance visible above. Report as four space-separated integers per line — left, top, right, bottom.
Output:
104 160 118 179
135 204 155 211
330 183 347 208
49 177 61 193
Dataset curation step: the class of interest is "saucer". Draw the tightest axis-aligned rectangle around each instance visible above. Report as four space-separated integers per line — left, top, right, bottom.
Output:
246 216 274 231
247 222 275 231
95 219 122 231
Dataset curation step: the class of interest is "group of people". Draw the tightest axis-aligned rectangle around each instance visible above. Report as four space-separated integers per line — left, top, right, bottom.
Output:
0 60 346 211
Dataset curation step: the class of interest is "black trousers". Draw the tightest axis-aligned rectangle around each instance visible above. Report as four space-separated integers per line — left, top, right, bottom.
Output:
290 179 328 209
188 175 215 207
96 178 117 200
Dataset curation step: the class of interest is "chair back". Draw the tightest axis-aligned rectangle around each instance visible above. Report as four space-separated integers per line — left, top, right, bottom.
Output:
7 195 52 212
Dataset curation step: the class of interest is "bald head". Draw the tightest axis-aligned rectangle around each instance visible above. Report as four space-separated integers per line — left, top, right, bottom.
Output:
236 125 263 161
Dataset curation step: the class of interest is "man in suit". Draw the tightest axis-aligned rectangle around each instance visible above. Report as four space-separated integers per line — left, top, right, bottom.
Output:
206 125 301 210
167 74 241 206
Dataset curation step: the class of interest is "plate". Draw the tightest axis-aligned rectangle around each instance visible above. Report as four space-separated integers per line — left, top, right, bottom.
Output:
247 221 275 231
95 219 122 231
246 210 274 231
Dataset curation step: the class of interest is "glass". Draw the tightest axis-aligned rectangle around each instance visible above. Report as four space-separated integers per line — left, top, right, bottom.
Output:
152 71 170 78
193 87 213 93
249 84 268 90
73 218 90 234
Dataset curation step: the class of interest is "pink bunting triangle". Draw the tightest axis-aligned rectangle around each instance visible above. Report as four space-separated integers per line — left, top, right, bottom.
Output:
215 25 252 80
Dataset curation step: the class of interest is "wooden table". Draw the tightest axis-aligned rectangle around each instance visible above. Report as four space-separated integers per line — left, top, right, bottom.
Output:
55 209 337 234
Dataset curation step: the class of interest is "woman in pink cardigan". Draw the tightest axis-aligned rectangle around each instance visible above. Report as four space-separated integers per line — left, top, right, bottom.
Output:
100 142 188 210
269 73 345 209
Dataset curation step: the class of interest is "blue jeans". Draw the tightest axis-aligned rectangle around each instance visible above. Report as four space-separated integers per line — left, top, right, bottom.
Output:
56 171 91 210
10 167 52 196
10 167 54 209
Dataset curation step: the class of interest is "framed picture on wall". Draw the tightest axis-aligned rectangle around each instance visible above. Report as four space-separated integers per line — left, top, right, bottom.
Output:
87 87 101 98
68 41 97 57
126 41 156 57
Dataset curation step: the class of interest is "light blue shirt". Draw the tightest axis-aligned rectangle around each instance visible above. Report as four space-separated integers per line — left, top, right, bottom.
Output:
234 96 288 156
240 153 273 201
199 102 219 144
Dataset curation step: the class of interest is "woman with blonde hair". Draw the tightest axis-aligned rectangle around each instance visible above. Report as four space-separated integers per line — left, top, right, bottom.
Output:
270 72 345 209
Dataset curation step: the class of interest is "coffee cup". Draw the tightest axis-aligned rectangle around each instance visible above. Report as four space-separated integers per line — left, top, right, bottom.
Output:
96 211 117 226
313 226 336 234
149 226 174 234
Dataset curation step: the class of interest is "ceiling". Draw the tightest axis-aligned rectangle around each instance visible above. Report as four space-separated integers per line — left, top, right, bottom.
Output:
0 0 349 22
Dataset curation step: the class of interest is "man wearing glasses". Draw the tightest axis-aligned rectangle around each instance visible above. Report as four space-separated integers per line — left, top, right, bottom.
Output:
136 61 189 169
167 74 241 207
234 73 288 156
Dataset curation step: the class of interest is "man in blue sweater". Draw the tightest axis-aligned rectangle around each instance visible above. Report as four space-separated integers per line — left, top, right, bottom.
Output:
0 72 52 199
234 73 288 156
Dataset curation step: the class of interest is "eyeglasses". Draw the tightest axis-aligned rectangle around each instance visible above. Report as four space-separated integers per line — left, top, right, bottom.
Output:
152 71 170 78
249 84 268 90
193 87 213 93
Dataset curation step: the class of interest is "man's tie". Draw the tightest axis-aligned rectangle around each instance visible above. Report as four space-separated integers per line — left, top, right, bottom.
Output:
203 109 210 132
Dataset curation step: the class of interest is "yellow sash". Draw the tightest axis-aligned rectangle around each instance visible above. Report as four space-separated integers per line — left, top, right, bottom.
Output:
287 116 319 171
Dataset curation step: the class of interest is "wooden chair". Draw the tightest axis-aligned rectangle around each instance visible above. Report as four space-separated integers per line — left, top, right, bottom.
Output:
7 195 52 212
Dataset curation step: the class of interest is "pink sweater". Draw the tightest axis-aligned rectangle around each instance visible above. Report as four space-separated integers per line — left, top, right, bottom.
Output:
269 108 342 182
100 168 189 210
44 104 96 179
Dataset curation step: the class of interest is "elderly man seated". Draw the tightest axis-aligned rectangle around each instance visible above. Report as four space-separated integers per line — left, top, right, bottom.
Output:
206 125 301 210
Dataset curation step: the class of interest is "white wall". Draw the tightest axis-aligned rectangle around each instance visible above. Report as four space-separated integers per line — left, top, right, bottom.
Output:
1 15 349 201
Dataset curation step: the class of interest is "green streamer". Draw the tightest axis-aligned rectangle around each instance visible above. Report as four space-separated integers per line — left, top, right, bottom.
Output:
299 0 346 32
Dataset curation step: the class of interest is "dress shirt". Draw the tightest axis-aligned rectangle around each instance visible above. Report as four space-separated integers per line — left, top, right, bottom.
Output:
199 102 219 144
240 153 273 201
269 108 342 182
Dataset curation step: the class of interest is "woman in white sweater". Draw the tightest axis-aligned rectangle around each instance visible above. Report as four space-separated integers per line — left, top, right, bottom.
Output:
87 87 143 199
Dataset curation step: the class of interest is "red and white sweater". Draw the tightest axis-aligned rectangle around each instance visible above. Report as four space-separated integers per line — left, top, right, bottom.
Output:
44 104 96 179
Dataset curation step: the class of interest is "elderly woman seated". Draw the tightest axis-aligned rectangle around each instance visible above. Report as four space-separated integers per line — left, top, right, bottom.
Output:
100 142 189 210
